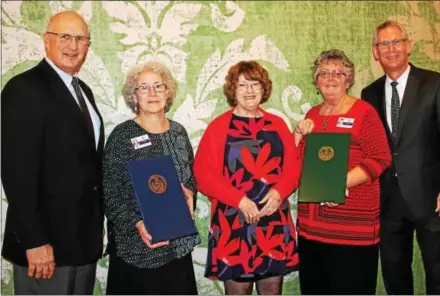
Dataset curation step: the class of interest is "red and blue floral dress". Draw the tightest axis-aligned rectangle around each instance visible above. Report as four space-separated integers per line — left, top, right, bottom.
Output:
205 114 299 281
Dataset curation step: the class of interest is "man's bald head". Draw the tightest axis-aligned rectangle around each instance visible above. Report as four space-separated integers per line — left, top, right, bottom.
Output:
46 11 89 36
43 11 90 75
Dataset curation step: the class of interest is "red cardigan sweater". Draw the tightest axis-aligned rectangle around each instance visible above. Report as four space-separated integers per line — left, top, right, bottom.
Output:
194 108 300 208
297 99 392 246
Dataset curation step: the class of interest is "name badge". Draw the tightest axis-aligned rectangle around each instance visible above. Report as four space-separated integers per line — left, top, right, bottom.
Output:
336 117 355 128
131 134 152 149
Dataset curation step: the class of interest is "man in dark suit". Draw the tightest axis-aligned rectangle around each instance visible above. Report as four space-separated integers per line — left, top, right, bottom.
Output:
361 20 440 295
1 11 104 294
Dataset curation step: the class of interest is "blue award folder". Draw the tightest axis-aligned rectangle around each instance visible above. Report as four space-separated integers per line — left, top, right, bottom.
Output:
127 155 198 243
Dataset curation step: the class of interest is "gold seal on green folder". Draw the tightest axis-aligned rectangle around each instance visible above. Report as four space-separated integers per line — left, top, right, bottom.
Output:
318 146 334 161
299 133 350 204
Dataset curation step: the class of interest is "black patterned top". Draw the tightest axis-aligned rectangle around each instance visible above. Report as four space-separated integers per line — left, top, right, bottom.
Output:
103 119 200 268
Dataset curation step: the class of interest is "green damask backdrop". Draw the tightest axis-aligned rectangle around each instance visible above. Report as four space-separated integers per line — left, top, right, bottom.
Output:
1 1 439 295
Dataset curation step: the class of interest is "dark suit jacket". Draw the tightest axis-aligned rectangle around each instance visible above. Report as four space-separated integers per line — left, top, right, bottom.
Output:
1 59 105 266
361 64 440 219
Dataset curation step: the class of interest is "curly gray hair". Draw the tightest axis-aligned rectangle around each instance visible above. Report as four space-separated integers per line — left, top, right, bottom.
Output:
122 61 178 114
311 49 355 88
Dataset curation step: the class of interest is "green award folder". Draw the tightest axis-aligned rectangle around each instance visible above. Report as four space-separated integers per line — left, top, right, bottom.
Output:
298 133 350 204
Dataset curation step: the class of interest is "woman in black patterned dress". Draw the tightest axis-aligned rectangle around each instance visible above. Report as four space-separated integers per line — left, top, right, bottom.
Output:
103 61 200 295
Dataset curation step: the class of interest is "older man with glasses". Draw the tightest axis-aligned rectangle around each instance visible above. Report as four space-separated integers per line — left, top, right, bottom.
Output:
1 10 104 294
362 20 440 295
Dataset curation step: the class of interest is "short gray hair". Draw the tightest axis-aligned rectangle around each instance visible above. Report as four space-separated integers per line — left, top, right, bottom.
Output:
311 49 355 88
372 20 409 45
122 61 177 114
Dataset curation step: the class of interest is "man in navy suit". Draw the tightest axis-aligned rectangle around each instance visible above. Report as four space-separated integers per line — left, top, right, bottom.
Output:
362 20 440 295
1 11 104 294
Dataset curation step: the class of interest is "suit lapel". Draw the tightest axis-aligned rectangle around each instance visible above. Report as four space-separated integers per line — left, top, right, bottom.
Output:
39 60 86 124
395 67 420 146
38 60 101 153
375 76 393 140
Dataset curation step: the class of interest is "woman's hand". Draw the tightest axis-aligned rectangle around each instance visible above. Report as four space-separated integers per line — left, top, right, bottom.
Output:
295 119 315 135
136 220 169 249
238 196 260 224
181 184 194 219
294 119 315 146
319 189 348 208
258 189 282 217
320 202 338 207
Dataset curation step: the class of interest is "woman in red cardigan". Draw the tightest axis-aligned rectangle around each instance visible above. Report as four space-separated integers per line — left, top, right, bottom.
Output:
194 61 300 295
295 49 392 295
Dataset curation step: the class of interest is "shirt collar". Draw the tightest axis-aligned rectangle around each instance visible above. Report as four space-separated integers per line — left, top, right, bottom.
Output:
45 57 75 87
385 64 411 87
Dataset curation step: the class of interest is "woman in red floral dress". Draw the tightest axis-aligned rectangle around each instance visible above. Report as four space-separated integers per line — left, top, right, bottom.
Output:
194 61 300 295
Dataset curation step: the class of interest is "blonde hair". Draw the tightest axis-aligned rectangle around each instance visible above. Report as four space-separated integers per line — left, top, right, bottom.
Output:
122 61 177 113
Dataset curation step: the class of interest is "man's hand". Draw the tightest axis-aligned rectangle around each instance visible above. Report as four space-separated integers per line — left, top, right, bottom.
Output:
135 221 169 249
26 244 55 280
435 193 440 216
258 189 281 217
181 184 194 219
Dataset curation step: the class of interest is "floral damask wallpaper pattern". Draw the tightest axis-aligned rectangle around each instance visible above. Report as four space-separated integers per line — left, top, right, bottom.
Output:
1 1 439 294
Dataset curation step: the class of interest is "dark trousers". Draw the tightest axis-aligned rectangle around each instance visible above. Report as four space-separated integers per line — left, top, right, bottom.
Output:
298 235 379 295
106 252 198 295
13 262 97 295
381 179 440 295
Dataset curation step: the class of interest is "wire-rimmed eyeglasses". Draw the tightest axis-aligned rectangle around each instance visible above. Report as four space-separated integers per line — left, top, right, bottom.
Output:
318 70 347 79
135 84 167 94
375 38 407 51
237 82 263 92
46 32 91 46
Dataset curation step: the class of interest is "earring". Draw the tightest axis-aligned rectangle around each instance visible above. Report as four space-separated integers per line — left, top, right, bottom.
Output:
134 103 139 113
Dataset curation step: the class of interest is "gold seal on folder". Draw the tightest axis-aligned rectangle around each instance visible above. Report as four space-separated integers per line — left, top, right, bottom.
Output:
148 175 167 194
318 146 335 161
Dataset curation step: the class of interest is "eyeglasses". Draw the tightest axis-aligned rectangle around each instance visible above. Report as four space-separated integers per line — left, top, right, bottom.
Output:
237 82 263 92
375 38 407 51
46 32 91 46
318 70 347 79
135 84 167 94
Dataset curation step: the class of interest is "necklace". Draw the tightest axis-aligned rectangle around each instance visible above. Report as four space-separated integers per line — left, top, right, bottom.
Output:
320 96 349 130
322 117 330 130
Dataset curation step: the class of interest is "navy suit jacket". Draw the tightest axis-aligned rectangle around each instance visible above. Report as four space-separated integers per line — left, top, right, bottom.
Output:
361 64 440 219
1 59 105 266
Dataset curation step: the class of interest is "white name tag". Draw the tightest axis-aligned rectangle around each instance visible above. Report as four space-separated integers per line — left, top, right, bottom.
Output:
336 117 355 128
131 134 152 149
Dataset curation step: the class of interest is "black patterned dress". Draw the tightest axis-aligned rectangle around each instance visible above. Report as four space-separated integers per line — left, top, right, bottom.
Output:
205 114 299 281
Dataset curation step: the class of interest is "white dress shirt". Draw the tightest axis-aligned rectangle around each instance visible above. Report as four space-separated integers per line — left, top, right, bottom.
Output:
384 65 411 131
